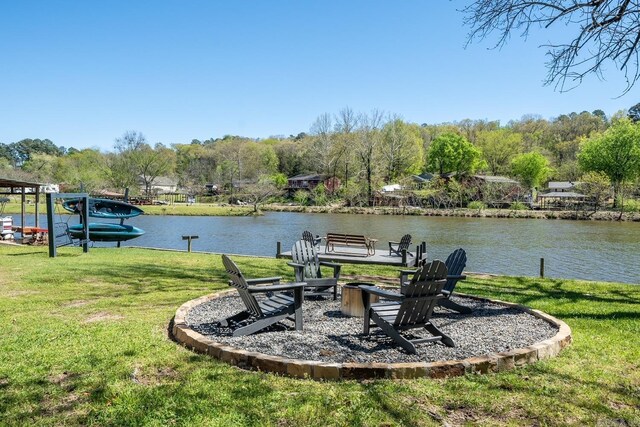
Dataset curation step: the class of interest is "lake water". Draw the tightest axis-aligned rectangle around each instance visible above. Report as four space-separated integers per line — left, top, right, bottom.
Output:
23 212 640 284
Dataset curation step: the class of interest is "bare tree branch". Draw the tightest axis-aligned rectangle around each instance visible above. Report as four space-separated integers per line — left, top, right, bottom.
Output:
462 0 640 94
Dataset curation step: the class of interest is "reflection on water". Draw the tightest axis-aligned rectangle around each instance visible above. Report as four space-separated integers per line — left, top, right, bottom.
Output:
24 212 640 284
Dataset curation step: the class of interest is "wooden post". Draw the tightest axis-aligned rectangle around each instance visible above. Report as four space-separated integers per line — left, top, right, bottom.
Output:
401 249 407 266
540 258 545 278
182 235 199 252
276 241 281 258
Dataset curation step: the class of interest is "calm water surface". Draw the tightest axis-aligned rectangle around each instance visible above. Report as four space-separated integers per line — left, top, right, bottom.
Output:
123 212 639 284
27 212 639 284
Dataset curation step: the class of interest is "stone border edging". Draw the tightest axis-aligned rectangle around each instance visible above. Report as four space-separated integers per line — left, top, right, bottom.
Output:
172 290 572 380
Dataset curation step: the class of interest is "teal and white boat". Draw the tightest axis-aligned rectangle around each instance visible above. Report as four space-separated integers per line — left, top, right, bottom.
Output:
68 223 145 242
62 198 144 219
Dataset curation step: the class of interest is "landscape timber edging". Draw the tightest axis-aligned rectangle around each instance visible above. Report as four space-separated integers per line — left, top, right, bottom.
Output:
172 289 572 380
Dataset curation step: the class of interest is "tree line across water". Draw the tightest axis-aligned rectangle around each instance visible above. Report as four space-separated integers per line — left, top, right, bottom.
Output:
2 107 640 211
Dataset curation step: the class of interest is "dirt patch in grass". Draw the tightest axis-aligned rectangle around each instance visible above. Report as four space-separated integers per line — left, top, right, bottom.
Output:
62 300 93 308
48 371 79 387
3 290 39 298
83 312 125 323
130 365 179 386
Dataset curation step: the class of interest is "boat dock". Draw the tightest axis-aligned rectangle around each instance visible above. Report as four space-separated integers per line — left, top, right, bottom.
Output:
276 241 425 267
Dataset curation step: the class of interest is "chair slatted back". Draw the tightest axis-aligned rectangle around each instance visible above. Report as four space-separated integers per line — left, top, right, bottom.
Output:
397 234 412 251
302 230 316 245
221 255 263 317
291 240 321 279
395 260 447 327
444 248 466 293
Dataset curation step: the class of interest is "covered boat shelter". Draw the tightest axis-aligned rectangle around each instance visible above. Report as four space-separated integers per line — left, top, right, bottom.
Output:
538 191 588 210
0 177 44 237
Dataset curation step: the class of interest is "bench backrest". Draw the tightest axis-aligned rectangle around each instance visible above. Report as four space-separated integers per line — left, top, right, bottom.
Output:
326 233 368 245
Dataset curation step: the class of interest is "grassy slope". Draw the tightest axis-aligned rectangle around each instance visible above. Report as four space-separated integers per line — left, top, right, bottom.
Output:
0 245 638 426
0 201 253 217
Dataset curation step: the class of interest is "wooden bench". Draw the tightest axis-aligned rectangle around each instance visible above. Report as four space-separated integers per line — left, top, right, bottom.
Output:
324 233 377 257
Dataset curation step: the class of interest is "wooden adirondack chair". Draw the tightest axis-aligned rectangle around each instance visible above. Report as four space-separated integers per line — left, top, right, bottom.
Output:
361 260 454 354
398 248 471 314
219 254 305 337
288 239 341 299
388 234 413 256
302 230 322 248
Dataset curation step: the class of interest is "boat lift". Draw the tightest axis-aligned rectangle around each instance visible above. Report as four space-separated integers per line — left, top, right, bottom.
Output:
46 192 89 257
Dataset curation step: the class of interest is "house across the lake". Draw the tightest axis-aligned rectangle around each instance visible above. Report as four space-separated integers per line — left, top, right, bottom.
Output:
286 174 341 195
140 176 179 194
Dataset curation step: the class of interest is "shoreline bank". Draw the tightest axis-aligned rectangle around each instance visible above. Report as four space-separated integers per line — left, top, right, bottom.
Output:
262 204 640 221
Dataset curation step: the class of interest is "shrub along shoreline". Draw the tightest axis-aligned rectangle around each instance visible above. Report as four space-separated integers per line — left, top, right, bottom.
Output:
262 203 640 221
4 199 640 220
0 245 638 425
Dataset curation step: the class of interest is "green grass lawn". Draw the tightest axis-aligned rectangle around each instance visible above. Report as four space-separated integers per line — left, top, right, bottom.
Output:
0 245 638 426
1 201 253 217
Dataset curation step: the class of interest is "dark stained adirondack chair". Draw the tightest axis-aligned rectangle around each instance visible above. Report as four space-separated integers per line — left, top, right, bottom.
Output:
219 254 305 336
388 234 413 256
288 239 341 300
302 230 322 248
398 248 471 314
361 260 454 354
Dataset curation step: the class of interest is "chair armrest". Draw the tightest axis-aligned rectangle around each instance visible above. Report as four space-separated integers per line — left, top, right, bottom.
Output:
319 261 341 269
246 276 281 285
388 241 399 246
399 269 417 275
287 262 305 268
248 282 306 293
447 274 466 281
360 285 402 300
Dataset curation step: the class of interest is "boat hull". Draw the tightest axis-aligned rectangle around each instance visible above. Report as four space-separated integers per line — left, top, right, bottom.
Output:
62 198 144 219
68 223 145 242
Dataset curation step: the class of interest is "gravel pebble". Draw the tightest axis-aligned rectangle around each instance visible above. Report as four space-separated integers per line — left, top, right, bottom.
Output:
185 294 558 364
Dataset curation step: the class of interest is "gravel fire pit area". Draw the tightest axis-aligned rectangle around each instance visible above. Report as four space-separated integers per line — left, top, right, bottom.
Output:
173 290 572 380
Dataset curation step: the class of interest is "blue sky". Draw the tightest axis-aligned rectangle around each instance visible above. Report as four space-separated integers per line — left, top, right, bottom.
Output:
0 1 636 151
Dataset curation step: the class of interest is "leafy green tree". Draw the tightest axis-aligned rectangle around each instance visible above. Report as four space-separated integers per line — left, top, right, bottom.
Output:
426 132 483 176
8 138 63 166
241 175 281 213
510 151 553 194
476 129 522 175
354 109 384 205
270 173 288 190
578 118 640 206
577 171 612 211
380 118 423 181
109 131 176 196
22 153 57 182
53 149 108 192
0 157 11 171
293 190 309 206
